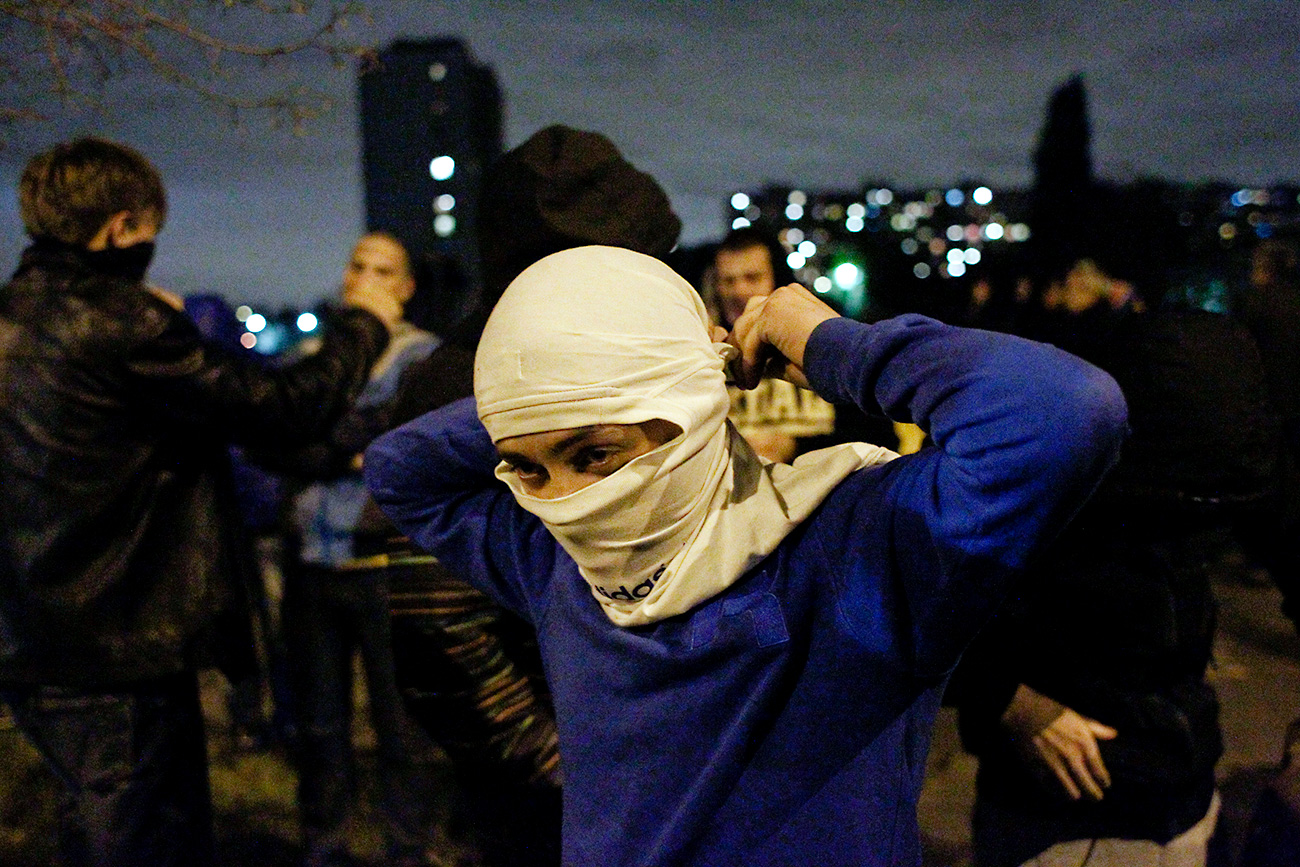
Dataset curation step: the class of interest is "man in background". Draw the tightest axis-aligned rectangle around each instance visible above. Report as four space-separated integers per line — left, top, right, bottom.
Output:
270 232 442 867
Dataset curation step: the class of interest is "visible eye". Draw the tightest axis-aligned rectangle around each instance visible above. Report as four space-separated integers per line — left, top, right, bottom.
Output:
505 460 547 487
573 445 623 475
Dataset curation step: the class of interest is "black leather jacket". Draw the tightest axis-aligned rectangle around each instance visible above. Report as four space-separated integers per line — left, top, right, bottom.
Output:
0 240 388 686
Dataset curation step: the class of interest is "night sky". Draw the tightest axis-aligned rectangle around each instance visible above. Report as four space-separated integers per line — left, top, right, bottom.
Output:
1 0 1297 310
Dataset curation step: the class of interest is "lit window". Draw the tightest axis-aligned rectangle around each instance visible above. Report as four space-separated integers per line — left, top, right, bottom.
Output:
891 213 915 232
429 155 456 181
731 192 751 211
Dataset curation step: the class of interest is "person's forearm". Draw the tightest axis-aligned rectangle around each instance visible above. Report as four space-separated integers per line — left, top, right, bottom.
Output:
364 397 501 552
804 314 1127 567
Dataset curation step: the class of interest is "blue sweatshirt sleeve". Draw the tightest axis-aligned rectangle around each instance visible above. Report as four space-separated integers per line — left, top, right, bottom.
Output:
363 396 555 620
803 314 1128 673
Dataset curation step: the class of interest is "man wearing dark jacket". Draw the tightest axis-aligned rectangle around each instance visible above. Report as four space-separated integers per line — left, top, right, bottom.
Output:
0 137 391 867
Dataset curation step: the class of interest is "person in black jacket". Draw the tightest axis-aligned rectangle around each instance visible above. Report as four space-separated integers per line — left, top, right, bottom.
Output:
947 309 1281 867
0 137 392 867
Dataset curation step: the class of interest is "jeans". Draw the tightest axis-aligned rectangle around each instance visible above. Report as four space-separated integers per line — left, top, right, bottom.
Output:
283 564 437 865
0 672 214 867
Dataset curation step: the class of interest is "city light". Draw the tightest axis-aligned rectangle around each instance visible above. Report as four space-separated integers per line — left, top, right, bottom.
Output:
785 203 804 220
832 262 861 290
429 155 455 181
434 214 457 237
946 225 964 242
234 305 252 322
731 192 750 211
846 202 867 219
914 262 932 279
947 260 967 278
900 238 919 255
945 189 965 206
732 217 751 229
964 248 982 265
435 194 456 211
798 240 817 257
813 276 832 293
240 333 257 349
787 251 807 269
245 313 267 333
784 228 805 245
1008 223 1031 242
845 216 864 233
788 190 808 206
972 187 993 206
297 312 319 332
983 223 1005 241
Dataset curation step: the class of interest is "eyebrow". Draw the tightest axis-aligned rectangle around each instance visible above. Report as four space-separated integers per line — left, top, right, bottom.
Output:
497 426 609 464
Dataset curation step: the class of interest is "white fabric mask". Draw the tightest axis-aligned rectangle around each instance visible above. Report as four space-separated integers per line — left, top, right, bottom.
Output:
474 246 894 626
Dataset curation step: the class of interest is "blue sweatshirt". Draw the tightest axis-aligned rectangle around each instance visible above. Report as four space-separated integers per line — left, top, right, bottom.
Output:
365 315 1127 867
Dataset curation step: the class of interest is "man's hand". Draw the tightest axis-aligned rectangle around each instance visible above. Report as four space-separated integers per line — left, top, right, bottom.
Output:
1001 683 1117 801
343 282 403 331
726 284 839 390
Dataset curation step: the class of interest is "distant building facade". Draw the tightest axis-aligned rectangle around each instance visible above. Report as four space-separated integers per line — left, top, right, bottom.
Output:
722 181 1300 319
359 38 503 333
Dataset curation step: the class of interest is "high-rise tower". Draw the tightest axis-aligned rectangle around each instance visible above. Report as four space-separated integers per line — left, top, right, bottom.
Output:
359 38 503 333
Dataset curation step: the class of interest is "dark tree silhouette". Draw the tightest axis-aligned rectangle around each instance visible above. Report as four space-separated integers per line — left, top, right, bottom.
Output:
1031 74 1095 280
0 1 373 130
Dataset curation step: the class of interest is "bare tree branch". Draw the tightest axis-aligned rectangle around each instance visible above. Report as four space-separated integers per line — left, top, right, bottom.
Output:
0 0 374 131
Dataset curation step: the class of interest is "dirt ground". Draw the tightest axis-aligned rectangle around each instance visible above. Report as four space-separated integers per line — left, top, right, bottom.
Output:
2 537 1297 866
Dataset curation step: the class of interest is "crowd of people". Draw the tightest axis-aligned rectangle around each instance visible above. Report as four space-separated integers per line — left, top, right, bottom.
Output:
1 128 1297 867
